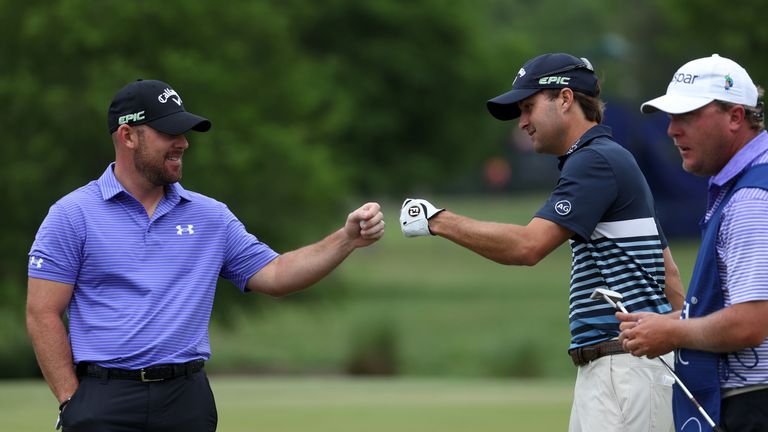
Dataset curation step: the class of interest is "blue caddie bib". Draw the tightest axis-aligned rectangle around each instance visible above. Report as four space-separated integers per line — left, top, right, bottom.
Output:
674 164 768 431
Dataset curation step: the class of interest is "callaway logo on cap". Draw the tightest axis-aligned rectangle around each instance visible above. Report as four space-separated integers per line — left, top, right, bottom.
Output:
487 52 599 120
641 54 758 114
107 79 212 135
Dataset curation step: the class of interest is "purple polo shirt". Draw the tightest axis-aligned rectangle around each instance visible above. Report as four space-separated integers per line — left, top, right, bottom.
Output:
704 131 768 389
28 164 279 369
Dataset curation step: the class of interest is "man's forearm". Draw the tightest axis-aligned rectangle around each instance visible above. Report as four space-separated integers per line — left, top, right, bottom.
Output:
27 313 78 403
248 202 384 296
674 301 768 352
428 211 528 265
429 212 572 266
252 228 356 297
662 247 685 311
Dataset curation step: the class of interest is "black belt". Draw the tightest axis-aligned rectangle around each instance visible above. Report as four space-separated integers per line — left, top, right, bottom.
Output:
568 340 627 367
76 360 205 382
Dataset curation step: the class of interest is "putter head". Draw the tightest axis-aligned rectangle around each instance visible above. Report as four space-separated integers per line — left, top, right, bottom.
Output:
591 288 629 313
590 288 623 302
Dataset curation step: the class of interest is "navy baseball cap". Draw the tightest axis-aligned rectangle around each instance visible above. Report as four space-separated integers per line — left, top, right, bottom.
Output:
487 53 599 120
107 79 211 135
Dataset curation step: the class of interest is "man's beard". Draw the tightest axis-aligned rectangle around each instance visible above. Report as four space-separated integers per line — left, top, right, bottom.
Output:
133 134 181 186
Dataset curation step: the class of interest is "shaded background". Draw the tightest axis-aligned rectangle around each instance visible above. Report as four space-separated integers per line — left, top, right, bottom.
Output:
2 0 766 378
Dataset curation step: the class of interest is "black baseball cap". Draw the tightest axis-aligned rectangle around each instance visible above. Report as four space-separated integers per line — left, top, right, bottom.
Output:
487 53 599 120
107 79 211 135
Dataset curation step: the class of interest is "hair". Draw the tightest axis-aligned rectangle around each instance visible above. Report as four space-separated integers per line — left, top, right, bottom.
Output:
542 82 606 124
713 85 765 131
134 124 147 138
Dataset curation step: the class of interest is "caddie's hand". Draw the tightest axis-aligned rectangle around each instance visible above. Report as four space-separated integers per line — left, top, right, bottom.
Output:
616 311 675 358
400 198 444 237
344 202 384 248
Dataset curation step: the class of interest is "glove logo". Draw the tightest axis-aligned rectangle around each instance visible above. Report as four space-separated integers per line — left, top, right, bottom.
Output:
408 205 421 217
555 200 572 215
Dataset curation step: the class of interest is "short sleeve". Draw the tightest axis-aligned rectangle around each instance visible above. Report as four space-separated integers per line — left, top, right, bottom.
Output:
535 149 618 241
719 191 768 304
28 203 83 284
219 208 279 291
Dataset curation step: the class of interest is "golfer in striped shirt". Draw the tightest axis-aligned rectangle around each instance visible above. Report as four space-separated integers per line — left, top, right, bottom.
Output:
400 53 685 432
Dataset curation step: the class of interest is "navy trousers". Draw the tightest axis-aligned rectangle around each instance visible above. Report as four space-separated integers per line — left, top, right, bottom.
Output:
61 369 217 432
720 388 768 432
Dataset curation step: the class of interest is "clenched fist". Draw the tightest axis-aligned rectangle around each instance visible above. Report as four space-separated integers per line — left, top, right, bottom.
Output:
400 198 444 237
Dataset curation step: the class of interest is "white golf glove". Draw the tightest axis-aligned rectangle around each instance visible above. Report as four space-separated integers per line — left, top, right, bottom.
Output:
400 198 444 237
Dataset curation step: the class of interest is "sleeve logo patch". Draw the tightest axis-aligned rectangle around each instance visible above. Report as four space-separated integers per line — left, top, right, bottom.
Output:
554 200 572 215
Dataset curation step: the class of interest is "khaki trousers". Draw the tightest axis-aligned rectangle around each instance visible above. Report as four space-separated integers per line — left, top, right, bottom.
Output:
569 352 675 432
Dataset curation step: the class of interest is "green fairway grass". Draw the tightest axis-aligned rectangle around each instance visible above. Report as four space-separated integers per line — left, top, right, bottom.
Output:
0 376 573 431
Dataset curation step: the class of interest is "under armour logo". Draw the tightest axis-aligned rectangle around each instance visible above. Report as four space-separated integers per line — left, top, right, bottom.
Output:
158 88 182 106
29 256 44 268
176 224 194 235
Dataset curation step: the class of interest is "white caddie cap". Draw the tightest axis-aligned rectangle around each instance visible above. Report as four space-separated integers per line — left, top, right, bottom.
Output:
641 54 758 114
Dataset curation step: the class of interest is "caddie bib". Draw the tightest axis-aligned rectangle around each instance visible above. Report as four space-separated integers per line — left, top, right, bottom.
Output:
674 164 768 432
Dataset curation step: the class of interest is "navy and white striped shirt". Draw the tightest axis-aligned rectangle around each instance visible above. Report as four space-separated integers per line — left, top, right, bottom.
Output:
28 164 279 369
704 131 768 389
535 125 672 350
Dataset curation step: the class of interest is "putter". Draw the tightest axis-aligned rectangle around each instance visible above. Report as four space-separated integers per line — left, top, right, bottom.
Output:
591 288 725 432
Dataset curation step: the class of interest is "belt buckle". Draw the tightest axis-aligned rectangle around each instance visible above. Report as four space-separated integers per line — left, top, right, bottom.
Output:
140 368 163 382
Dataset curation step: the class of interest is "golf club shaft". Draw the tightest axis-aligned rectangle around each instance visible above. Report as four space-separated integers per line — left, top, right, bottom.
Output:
656 356 718 428
610 296 721 429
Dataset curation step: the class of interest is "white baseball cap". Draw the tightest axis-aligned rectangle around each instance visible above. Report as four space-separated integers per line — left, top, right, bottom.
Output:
641 54 757 114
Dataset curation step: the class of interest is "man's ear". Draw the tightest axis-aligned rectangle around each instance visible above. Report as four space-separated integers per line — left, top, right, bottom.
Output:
560 87 574 111
116 124 139 149
727 104 748 132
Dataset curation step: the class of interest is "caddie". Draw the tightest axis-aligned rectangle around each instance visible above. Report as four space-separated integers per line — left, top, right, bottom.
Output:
619 54 768 432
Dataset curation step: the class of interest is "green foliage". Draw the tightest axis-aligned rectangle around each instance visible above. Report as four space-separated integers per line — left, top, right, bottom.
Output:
1 0 501 316
612 0 768 98
277 0 500 193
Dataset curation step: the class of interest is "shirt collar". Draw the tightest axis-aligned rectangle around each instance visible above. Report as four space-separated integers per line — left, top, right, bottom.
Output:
710 130 768 187
96 163 193 202
557 124 613 170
